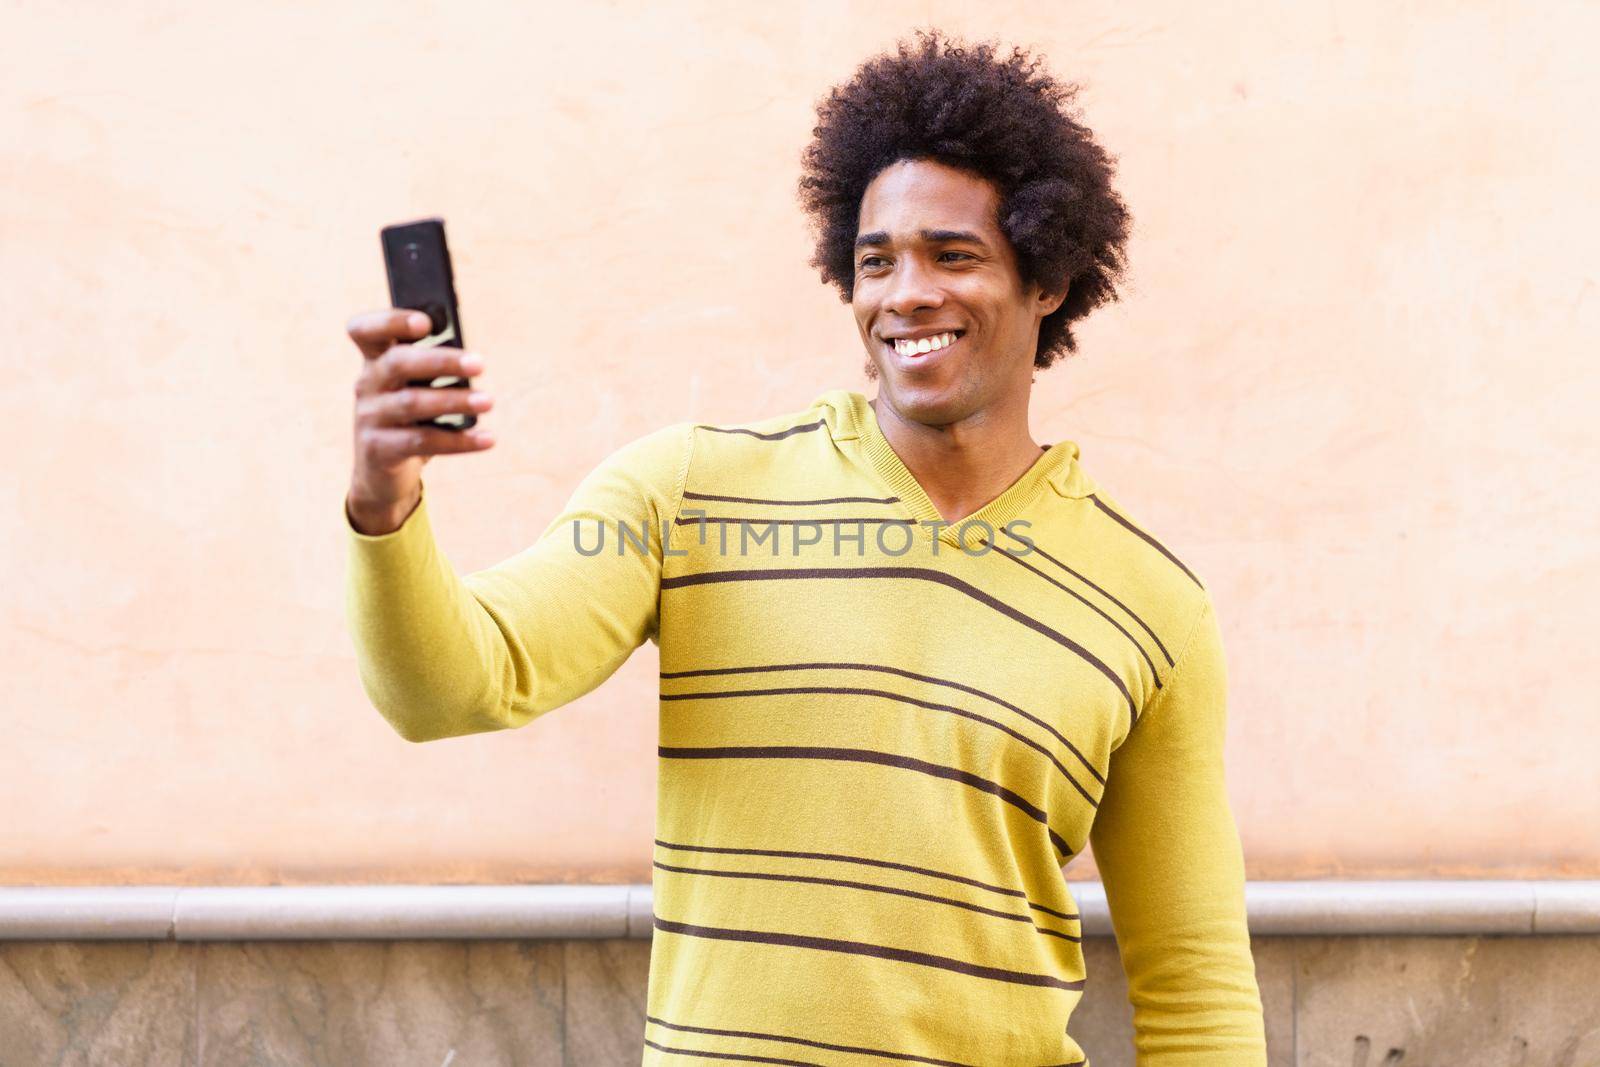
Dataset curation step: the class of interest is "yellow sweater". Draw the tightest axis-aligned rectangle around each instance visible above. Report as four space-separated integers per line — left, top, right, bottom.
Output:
343 388 1266 1066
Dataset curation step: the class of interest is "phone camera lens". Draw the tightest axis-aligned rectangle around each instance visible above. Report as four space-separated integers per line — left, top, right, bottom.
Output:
425 303 447 334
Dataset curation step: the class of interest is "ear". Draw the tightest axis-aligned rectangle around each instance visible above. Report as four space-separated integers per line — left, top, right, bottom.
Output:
1035 279 1069 318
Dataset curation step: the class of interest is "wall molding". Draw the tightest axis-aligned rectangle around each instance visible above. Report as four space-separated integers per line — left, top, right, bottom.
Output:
1 881 1596 940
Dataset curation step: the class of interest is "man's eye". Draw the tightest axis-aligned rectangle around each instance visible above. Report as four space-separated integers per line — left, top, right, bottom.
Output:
858 253 970 268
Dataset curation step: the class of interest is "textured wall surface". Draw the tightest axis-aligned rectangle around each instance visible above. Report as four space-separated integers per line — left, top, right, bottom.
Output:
4 0 1598 884
3 936 1599 1065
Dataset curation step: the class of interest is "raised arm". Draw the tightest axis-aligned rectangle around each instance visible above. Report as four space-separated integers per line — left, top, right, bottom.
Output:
343 421 692 742
1086 595 1268 1064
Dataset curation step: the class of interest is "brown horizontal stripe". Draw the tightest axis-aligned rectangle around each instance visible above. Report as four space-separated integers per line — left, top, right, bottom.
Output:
644 1037 819 1065
1087 494 1203 590
697 419 826 441
683 490 901 506
653 838 1079 921
981 538 1163 685
675 515 904 526
653 916 1086 991
646 1014 986 1067
662 684 1097 808
658 566 1136 725
659 745 1072 859
652 861 1080 943
1001 530 1175 666
660 662 1105 787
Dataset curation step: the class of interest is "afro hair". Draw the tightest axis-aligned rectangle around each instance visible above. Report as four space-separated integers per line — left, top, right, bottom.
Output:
798 28 1133 369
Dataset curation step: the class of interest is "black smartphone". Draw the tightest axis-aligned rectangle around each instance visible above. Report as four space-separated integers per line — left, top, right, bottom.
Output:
380 217 475 431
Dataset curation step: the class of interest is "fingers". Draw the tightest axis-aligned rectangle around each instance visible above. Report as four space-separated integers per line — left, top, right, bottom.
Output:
347 308 496 464
358 383 494 428
346 308 432 361
354 423 497 466
354 345 485 400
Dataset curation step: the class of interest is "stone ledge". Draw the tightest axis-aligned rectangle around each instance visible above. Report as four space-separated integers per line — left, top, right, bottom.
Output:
1 881 1595 940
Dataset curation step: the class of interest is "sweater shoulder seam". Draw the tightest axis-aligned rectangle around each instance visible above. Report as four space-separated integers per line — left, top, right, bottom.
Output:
668 421 697 530
1131 591 1215 732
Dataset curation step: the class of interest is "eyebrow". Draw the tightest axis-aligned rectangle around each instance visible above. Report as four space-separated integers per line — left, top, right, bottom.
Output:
853 228 989 250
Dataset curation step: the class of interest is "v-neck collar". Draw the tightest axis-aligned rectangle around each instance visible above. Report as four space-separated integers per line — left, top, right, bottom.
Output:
821 389 1088 548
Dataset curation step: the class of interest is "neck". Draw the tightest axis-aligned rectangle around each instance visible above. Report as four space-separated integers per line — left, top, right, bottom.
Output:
869 386 1043 525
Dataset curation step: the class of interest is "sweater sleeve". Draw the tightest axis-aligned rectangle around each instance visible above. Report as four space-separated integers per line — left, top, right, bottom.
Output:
1085 594 1267 1065
342 421 693 743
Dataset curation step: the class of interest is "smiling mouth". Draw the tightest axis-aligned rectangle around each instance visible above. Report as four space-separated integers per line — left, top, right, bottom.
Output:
883 330 964 359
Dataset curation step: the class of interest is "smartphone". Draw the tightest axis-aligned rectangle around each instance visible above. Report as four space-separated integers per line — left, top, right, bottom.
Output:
380 217 475 431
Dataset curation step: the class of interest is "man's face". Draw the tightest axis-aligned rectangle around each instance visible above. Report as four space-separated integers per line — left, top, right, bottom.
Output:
852 157 1063 426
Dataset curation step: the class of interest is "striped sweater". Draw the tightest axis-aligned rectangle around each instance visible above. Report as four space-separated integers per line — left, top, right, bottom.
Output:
343 388 1267 1066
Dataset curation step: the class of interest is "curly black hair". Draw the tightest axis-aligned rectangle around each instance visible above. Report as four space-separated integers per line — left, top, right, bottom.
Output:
798 28 1133 370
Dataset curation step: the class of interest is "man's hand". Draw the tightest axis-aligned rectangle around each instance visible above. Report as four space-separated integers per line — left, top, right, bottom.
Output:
344 309 495 535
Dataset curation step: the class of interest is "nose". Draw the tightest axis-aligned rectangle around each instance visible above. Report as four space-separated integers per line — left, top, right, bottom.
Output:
881 254 946 318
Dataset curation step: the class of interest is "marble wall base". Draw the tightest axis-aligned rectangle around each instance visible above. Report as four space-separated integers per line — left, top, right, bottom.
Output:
1 936 1597 1066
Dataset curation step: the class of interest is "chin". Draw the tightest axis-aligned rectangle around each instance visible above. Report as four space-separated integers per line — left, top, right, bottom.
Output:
880 378 976 428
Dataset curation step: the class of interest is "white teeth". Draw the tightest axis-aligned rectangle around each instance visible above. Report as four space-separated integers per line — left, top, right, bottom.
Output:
892 331 957 356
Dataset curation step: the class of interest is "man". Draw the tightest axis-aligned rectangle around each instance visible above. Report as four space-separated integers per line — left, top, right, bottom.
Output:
344 29 1267 1066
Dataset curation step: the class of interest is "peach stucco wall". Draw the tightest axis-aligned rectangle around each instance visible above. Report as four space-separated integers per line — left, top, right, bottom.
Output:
5 2 1597 885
